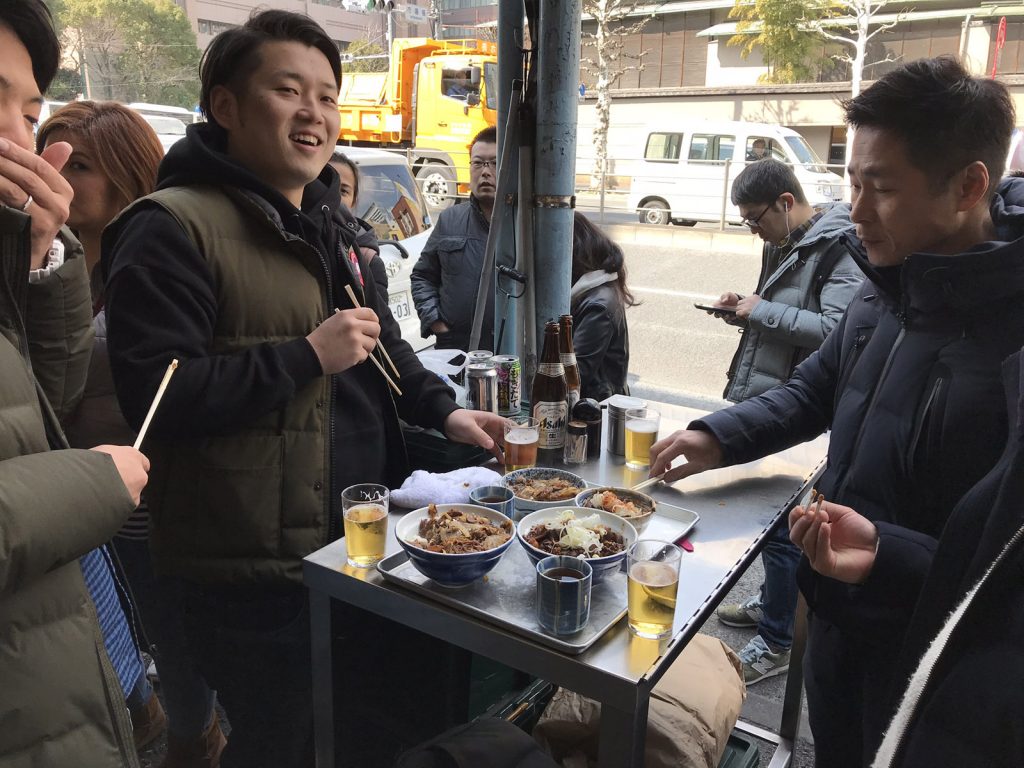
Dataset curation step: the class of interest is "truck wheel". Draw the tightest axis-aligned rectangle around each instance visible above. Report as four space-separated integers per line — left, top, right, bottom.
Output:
416 164 457 212
639 200 670 226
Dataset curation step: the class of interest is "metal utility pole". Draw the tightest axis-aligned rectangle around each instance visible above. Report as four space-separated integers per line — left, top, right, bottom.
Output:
531 0 581 349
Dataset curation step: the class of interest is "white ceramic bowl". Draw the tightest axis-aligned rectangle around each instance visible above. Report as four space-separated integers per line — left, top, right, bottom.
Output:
516 506 637 582
574 486 656 534
502 467 587 518
395 504 515 587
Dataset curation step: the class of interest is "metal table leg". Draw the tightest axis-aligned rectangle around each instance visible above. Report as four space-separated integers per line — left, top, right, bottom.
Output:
597 691 649 768
310 589 335 768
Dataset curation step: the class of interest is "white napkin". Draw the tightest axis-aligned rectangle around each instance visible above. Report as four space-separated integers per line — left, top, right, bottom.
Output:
390 466 503 508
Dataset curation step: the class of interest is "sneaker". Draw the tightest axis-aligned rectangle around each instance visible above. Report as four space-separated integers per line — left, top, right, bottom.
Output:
717 593 764 628
738 635 790 686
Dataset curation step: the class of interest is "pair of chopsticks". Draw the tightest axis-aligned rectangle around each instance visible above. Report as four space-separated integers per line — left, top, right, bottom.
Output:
340 284 402 397
631 471 666 492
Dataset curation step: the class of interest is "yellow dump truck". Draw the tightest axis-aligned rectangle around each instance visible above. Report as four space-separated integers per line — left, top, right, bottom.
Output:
337 38 497 211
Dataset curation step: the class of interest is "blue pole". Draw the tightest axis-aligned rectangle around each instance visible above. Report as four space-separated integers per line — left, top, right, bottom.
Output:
532 0 581 351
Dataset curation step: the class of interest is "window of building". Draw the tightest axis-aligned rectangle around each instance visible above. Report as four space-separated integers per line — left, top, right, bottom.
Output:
644 132 683 162
197 18 236 36
688 134 735 163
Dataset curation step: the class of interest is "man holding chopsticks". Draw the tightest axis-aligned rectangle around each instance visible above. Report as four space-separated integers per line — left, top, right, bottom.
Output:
650 58 1024 768
102 11 505 767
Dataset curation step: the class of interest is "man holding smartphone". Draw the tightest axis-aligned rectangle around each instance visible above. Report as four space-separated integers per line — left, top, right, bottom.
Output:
703 158 863 685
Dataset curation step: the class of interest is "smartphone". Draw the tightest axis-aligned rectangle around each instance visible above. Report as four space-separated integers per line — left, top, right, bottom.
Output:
694 302 738 315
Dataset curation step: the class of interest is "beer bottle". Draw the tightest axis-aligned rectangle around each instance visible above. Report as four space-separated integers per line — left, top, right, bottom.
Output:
559 314 581 411
531 320 568 463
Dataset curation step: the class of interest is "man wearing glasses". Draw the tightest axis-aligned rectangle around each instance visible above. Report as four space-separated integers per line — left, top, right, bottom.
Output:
705 158 863 686
412 126 497 352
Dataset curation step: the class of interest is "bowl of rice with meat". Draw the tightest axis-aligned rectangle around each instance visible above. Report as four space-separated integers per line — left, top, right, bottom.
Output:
396 503 515 587
574 487 656 533
516 507 637 582
502 467 587 518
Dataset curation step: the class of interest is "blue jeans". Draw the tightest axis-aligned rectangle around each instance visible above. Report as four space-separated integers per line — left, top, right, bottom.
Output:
111 536 216 740
757 521 802 651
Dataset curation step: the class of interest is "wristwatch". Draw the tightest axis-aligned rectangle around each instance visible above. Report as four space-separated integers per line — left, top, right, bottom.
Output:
28 239 66 283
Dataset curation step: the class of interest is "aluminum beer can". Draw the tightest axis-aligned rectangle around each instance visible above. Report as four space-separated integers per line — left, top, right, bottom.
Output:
466 361 499 414
467 350 494 364
493 355 522 416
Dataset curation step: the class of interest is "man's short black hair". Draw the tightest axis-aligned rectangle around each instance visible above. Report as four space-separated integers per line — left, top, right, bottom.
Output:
0 0 60 93
470 126 497 151
200 9 341 128
843 56 1014 197
731 158 807 206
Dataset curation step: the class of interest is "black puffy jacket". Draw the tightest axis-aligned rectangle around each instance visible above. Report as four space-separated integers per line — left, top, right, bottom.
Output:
874 349 1024 768
571 281 629 402
695 177 1024 650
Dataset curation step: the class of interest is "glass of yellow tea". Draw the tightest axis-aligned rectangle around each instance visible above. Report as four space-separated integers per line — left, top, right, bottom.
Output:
341 483 389 568
624 407 660 470
626 539 682 639
503 417 539 471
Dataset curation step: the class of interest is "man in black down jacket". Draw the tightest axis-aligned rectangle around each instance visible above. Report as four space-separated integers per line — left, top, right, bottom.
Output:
411 127 496 351
649 57 1024 767
800 346 1024 768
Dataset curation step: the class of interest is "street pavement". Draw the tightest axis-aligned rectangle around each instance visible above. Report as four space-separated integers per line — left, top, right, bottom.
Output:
617 233 817 766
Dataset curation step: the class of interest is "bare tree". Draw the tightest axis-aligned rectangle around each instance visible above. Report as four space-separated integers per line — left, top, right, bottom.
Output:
580 0 653 190
811 0 900 169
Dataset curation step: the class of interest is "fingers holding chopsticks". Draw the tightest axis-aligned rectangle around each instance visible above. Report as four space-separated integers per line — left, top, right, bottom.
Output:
306 308 380 376
343 284 401 381
789 490 880 584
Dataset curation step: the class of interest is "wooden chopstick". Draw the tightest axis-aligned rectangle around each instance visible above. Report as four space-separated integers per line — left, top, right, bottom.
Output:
133 359 178 450
343 283 401 381
333 308 402 396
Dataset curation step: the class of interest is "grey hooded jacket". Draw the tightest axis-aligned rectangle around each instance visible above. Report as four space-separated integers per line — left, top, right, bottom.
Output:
723 203 863 402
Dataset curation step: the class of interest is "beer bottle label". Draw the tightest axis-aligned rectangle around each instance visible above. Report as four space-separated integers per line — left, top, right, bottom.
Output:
533 401 568 449
537 362 564 377
560 353 577 368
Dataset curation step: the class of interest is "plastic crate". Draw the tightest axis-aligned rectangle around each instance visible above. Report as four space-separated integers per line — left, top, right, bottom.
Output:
718 731 760 768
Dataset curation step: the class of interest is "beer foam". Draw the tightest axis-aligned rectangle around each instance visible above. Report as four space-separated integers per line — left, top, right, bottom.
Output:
629 560 678 587
626 419 659 434
506 427 538 444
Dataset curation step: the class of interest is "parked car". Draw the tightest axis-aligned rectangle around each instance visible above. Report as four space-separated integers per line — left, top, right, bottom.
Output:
626 121 845 226
333 147 434 351
140 114 188 154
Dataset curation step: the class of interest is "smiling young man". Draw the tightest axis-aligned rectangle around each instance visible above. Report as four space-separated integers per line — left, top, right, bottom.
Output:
102 11 504 766
648 57 1024 766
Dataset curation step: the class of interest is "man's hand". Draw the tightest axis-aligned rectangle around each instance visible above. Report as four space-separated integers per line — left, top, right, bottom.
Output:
444 409 506 462
734 293 762 320
306 308 380 375
430 320 450 335
91 445 150 507
713 292 747 327
648 429 723 483
788 499 879 584
0 139 74 269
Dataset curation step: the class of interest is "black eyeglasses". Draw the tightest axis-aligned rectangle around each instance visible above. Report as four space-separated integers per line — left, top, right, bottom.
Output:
470 159 496 170
741 204 771 230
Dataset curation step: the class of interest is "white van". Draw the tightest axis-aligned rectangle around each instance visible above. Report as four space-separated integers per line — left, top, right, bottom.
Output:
626 121 845 226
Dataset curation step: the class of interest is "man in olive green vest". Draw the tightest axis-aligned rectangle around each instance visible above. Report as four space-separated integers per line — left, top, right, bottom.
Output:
0 2 150 765
103 11 505 767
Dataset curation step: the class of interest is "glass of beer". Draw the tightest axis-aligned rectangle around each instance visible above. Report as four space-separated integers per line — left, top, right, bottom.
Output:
626 539 682 639
341 483 389 568
624 407 660 469
504 417 539 471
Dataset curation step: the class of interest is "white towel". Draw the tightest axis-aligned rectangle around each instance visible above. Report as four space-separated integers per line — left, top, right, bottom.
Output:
390 466 504 509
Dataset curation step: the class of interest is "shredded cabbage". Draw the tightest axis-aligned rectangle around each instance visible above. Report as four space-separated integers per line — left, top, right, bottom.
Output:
542 509 607 555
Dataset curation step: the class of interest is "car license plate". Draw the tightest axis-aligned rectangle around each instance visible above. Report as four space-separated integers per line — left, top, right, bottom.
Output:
388 291 412 321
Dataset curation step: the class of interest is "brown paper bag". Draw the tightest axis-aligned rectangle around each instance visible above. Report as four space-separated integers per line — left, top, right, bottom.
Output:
533 634 745 768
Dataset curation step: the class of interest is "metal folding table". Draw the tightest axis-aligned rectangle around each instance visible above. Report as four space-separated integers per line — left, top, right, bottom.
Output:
304 401 827 767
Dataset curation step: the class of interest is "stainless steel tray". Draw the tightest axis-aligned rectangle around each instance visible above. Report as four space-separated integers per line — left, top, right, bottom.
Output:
376 502 700 655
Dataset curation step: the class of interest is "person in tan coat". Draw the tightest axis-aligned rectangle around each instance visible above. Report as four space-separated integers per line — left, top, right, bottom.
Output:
0 1 150 764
